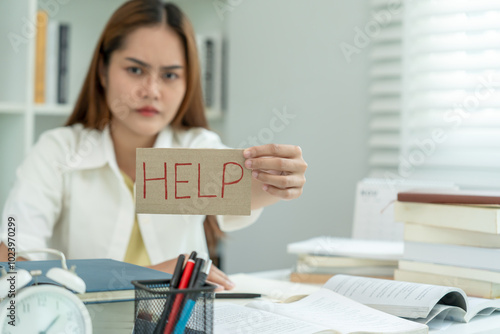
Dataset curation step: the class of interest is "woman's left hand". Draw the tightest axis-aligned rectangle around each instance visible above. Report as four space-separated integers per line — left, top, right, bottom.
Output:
244 144 307 200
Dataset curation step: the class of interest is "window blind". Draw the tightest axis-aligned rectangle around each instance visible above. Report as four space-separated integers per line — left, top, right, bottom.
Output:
401 0 500 188
370 0 500 188
368 0 403 177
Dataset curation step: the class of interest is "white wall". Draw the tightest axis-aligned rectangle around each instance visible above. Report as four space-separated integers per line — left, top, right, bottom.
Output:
1 0 372 274
220 0 371 273
175 0 372 273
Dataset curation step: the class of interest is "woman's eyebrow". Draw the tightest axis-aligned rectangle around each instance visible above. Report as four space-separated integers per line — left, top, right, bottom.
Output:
125 57 183 71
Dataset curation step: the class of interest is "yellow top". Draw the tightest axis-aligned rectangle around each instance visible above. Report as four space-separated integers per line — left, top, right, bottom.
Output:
121 170 151 267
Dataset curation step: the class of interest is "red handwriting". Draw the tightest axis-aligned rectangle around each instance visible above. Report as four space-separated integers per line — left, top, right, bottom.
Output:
198 163 217 198
142 162 244 199
222 162 244 198
143 162 167 199
175 163 192 199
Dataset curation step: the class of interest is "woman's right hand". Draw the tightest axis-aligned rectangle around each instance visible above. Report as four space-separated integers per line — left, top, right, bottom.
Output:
149 256 235 291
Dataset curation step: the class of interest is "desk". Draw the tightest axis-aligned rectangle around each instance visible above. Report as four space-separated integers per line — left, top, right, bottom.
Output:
222 269 500 334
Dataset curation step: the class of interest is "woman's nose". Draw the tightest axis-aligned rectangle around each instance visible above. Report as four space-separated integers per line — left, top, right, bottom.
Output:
139 75 160 100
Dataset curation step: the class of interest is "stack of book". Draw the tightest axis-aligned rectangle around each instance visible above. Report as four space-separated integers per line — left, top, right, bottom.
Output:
287 237 402 284
394 190 500 298
35 10 70 105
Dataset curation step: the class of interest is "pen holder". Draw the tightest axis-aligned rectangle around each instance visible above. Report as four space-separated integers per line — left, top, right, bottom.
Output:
132 279 216 334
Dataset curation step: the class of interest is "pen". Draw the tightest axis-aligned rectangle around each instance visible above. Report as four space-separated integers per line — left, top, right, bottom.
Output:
193 259 211 288
215 293 262 299
173 260 212 334
174 257 205 326
187 258 205 288
170 254 187 289
153 254 185 334
164 252 197 334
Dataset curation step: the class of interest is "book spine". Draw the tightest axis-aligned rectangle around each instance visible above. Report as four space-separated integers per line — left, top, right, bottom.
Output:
299 255 398 268
404 222 500 248
398 192 500 205
204 38 214 108
45 21 59 105
290 272 394 285
34 11 48 104
403 241 500 272
58 24 70 104
394 269 499 299
394 201 500 234
398 260 500 285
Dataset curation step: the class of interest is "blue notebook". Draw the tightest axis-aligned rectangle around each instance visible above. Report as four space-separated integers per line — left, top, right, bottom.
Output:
1 258 171 304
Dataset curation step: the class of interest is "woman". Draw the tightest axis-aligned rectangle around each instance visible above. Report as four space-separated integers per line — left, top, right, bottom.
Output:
0 0 307 289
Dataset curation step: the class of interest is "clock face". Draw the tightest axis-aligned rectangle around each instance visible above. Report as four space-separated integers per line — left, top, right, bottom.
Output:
0 285 92 334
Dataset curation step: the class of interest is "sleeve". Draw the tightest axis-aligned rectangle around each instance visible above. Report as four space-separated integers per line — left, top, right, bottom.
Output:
217 208 264 232
181 127 264 231
1 130 67 260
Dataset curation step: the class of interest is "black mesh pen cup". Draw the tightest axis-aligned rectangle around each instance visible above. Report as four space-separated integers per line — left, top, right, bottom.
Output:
132 279 216 334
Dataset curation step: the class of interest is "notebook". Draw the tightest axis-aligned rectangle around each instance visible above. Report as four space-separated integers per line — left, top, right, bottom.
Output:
4 258 171 303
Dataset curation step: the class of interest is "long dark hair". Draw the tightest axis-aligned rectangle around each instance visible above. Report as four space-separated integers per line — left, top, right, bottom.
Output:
65 0 224 263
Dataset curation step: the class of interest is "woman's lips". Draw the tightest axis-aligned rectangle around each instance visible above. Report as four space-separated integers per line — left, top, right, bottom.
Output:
136 106 159 117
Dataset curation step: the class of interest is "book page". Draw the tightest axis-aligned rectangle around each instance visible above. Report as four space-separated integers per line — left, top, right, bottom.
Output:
226 273 320 302
464 297 500 322
247 289 428 334
323 275 467 319
214 303 330 334
412 304 466 324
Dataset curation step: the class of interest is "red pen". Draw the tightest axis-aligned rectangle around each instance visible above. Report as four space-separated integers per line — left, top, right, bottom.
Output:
164 252 197 334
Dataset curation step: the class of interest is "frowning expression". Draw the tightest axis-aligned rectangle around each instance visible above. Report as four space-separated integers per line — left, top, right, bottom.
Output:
102 24 187 139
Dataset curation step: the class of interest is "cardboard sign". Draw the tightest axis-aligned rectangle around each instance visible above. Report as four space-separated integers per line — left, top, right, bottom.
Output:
135 148 251 215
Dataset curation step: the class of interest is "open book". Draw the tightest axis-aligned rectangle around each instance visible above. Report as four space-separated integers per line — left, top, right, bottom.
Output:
215 288 428 334
323 275 500 324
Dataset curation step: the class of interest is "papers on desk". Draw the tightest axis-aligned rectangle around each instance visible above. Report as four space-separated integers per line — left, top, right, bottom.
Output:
286 237 402 284
215 288 428 334
287 237 404 260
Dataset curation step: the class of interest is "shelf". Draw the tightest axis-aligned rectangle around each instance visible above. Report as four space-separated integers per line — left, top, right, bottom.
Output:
0 103 25 114
34 104 73 116
206 108 223 121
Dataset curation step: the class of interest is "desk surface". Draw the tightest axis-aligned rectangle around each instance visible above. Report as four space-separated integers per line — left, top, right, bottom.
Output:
230 269 500 334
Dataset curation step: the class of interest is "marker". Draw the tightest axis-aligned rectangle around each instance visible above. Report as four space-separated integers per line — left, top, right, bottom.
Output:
164 252 197 334
188 258 205 288
176 251 197 290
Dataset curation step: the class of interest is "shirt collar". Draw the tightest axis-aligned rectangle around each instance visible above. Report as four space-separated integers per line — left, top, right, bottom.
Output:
73 124 175 171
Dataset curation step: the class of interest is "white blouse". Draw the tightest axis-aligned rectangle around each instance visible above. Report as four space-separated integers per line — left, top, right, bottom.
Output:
0 124 262 264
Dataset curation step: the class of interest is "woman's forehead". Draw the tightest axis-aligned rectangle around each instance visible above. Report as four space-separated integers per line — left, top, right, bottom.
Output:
116 24 186 67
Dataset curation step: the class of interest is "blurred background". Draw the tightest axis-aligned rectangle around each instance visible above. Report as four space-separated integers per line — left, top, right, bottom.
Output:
1 0 499 274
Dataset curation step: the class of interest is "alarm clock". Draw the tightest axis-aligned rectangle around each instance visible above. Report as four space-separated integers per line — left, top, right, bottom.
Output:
0 248 92 333
0 284 92 334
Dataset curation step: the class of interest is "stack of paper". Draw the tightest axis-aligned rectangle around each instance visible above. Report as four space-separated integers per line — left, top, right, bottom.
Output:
286 237 402 284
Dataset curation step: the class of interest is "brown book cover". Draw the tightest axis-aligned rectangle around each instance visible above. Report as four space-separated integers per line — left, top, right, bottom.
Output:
397 189 500 206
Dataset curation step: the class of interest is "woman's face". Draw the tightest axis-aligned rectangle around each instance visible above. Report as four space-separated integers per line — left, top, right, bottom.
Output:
102 24 187 139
